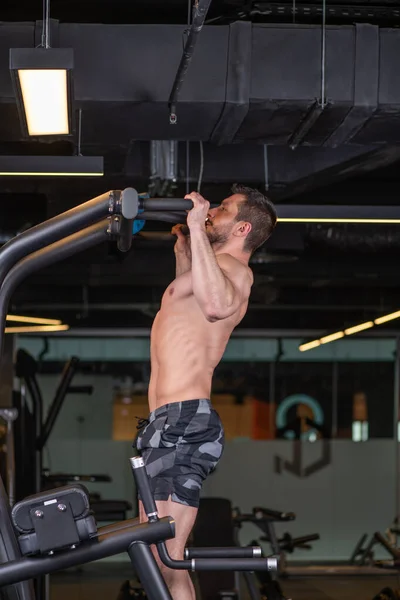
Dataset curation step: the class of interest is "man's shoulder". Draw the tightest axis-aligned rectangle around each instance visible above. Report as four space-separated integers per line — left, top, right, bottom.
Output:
217 253 253 282
216 252 241 268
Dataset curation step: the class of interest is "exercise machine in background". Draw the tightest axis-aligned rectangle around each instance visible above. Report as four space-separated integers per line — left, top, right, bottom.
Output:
243 505 400 578
233 506 320 576
13 348 132 522
11 348 133 600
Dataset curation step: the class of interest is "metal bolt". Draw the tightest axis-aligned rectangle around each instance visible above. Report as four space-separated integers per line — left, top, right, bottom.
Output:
34 510 43 518
57 503 67 512
108 192 114 213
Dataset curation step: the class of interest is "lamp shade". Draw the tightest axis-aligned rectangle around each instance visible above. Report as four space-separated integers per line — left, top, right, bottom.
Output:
9 47 74 137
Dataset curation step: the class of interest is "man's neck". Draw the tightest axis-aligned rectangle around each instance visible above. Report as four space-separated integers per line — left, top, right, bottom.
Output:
212 242 250 266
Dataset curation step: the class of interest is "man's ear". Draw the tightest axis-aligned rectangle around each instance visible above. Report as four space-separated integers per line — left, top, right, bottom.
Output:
233 221 252 238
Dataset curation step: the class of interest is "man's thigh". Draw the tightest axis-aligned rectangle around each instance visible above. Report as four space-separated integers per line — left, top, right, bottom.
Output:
139 498 198 559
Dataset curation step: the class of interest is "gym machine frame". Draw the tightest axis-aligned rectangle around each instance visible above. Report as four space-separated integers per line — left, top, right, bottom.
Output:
0 187 278 600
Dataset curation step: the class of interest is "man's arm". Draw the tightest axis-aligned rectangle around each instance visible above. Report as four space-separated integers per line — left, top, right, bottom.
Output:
190 227 251 321
175 248 191 277
172 224 191 277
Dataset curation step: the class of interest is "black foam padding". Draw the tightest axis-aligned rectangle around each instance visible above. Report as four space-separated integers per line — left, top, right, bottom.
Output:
191 498 235 600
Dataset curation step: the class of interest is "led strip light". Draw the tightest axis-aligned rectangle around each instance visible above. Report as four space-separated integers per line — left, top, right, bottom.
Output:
299 311 400 352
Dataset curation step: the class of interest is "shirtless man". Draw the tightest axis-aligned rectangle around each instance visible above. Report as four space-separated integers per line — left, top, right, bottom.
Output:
135 184 277 600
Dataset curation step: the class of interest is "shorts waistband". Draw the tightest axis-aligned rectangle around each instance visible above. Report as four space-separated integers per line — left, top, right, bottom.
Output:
149 398 211 421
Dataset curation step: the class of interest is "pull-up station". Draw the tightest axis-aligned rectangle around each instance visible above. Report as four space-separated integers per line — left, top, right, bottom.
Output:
0 187 278 600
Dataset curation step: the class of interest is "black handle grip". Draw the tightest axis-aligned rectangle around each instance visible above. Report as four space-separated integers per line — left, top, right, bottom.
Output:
185 547 262 559
141 199 194 211
129 456 158 521
157 542 278 572
140 198 218 212
189 557 277 572
117 216 134 252
253 507 296 522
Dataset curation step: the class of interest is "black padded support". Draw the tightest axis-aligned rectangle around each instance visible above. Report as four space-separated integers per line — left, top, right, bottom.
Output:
191 498 235 600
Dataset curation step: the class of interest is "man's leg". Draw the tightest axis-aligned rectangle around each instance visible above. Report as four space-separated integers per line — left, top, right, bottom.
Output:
139 499 197 600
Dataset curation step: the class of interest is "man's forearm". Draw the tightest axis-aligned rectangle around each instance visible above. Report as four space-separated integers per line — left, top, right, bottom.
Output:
189 227 232 316
175 250 192 277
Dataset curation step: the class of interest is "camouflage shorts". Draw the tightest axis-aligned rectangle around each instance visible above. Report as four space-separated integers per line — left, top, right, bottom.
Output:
134 399 225 508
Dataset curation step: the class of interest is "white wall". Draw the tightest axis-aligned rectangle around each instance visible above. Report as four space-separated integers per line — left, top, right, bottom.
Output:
203 439 397 561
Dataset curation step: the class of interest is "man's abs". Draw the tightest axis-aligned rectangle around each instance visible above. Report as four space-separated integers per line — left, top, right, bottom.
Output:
148 300 232 410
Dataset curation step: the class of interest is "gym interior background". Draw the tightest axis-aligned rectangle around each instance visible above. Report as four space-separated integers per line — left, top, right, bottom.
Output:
2 0 400 598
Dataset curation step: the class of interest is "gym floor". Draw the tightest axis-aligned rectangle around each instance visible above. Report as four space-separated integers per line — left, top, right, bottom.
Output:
49 562 400 600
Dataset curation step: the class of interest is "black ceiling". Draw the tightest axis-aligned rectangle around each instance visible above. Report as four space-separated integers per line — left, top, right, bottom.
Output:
1 0 400 338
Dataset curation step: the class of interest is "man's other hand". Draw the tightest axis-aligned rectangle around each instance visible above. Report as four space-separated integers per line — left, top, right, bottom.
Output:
185 192 210 232
171 223 190 254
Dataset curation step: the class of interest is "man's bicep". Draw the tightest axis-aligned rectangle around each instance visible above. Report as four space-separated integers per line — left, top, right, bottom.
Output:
219 264 251 306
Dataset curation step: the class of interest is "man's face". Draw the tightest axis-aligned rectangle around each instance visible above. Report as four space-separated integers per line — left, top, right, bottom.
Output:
205 194 242 245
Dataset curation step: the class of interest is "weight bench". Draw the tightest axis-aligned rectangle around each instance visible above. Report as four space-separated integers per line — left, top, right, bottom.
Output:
43 473 132 522
233 506 320 576
0 457 278 600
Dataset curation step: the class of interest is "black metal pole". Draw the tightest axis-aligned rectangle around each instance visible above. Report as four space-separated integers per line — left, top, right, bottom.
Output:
242 571 264 600
0 517 175 587
168 0 214 123
128 542 173 600
129 456 158 521
140 211 185 224
0 219 110 360
0 476 36 600
38 357 80 450
0 191 115 285
24 375 44 492
141 201 400 222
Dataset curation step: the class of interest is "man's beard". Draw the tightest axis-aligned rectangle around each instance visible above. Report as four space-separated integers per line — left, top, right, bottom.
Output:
206 222 233 246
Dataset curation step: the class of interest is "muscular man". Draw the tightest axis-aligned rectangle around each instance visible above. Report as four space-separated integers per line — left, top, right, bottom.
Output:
135 184 277 599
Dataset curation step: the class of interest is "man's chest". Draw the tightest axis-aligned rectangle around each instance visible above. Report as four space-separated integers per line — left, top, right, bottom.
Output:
161 271 193 307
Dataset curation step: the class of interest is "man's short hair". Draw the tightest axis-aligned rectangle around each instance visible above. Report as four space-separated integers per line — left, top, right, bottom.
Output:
232 184 277 253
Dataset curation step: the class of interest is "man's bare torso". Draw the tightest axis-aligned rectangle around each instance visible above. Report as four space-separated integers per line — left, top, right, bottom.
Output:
148 263 251 412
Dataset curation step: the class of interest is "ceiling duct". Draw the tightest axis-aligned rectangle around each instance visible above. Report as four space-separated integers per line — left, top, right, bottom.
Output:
1 21 399 147
148 140 178 197
306 225 400 253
